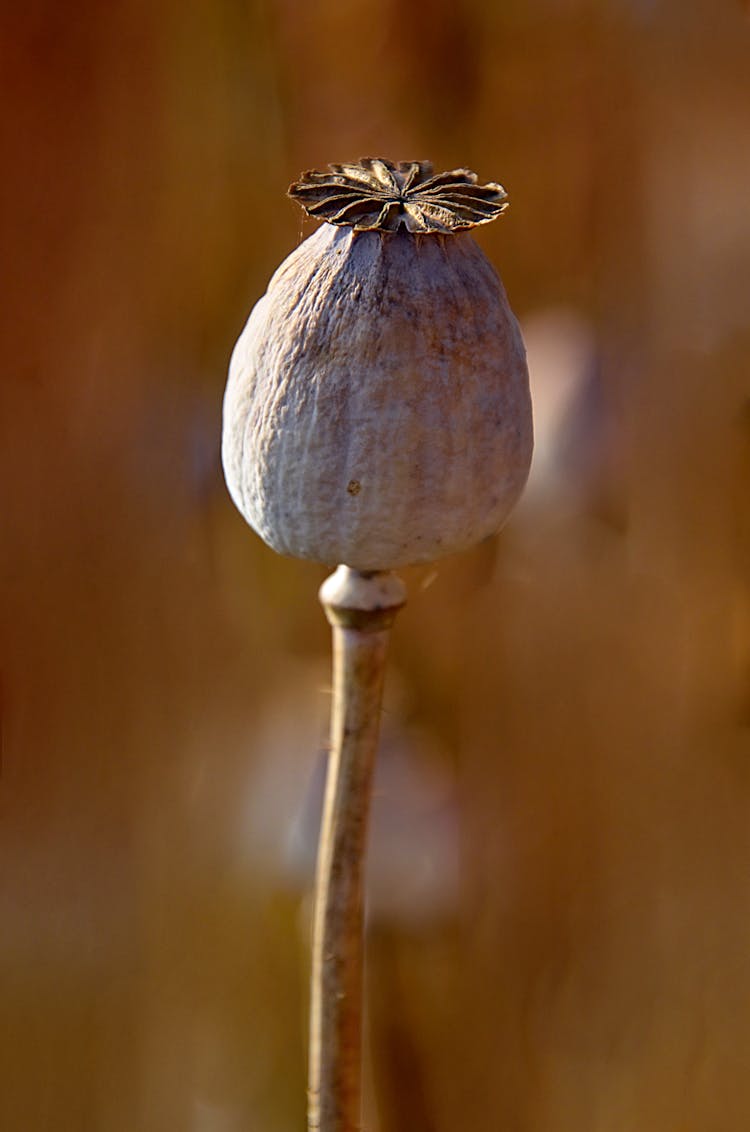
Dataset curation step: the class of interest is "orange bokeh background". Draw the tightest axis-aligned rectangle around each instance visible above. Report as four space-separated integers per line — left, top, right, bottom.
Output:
2 3 749 1129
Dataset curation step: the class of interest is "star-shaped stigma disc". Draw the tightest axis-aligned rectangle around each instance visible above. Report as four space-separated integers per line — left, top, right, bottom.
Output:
288 158 508 234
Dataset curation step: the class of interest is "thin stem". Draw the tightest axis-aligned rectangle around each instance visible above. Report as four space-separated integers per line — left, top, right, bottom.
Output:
309 567 406 1132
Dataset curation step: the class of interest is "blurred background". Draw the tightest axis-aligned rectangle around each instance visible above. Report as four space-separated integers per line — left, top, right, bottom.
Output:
2 1 749 1129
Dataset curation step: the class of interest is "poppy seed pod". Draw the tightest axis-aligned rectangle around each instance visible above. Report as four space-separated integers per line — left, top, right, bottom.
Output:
222 158 533 570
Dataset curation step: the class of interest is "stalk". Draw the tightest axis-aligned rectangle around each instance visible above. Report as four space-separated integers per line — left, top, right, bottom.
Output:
308 566 407 1132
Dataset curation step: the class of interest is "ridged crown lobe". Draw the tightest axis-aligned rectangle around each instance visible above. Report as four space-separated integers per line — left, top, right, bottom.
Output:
222 218 533 570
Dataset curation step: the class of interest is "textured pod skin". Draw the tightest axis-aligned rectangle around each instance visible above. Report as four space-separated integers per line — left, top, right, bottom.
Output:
222 223 533 570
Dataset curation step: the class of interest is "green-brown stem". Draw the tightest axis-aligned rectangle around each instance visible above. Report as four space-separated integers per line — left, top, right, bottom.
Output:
308 567 406 1132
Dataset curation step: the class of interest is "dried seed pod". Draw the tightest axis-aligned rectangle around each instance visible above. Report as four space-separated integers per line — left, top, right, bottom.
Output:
222 158 533 570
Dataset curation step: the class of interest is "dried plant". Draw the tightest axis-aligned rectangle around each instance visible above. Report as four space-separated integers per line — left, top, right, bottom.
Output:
222 159 531 1132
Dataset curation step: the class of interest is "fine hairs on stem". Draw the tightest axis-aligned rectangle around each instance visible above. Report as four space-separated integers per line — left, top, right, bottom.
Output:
309 567 406 1132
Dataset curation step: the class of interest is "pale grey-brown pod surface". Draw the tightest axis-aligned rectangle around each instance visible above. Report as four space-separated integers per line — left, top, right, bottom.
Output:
222 162 533 570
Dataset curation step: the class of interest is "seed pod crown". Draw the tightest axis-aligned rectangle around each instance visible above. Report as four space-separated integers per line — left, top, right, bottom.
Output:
288 157 508 234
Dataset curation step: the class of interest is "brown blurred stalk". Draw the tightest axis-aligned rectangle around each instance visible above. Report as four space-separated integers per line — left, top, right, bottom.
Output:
309 568 406 1132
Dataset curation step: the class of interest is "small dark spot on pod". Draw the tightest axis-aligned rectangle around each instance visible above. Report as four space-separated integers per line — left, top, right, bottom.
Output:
347 479 361 496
